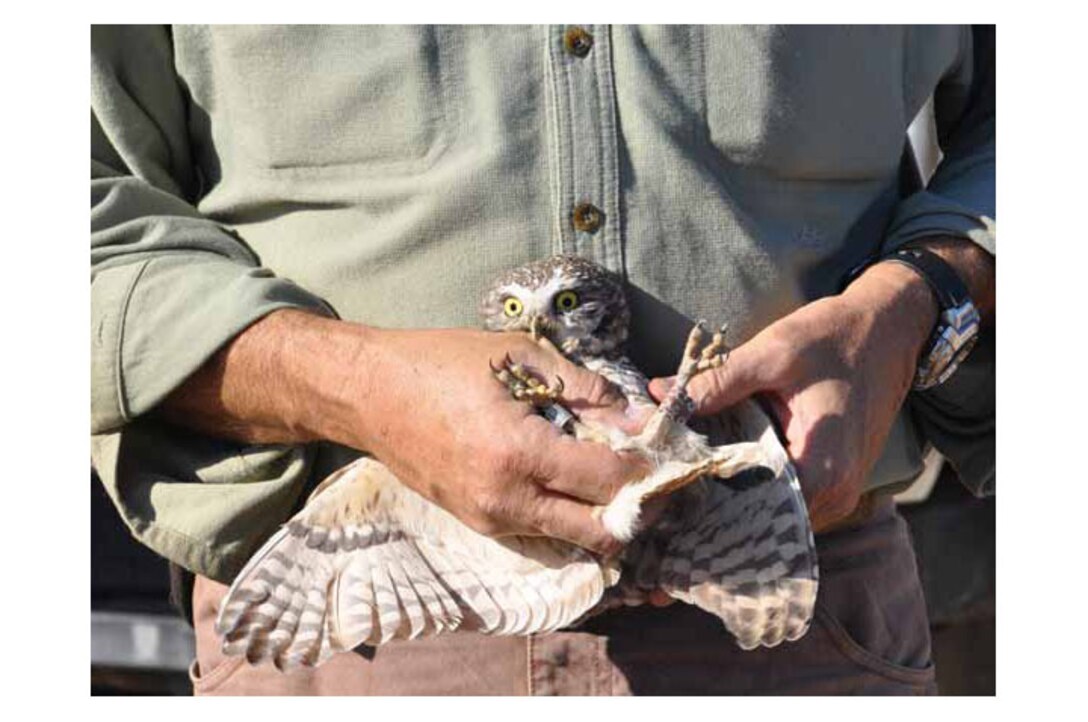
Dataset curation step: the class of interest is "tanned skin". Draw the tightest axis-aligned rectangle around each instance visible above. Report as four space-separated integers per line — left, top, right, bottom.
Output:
649 235 994 532
160 312 647 556
162 234 993 551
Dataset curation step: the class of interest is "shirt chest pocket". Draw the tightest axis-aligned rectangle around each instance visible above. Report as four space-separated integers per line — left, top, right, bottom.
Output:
201 25 454 173
702 26 911 181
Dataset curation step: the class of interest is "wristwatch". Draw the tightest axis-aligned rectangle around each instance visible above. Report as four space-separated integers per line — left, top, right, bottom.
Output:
879 247 982 390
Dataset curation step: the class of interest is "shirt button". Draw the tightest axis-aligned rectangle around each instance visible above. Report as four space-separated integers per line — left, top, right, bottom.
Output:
563 27 594 58
572 202 603 233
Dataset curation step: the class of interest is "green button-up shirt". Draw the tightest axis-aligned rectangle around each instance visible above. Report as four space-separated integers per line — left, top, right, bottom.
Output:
91 25 995 582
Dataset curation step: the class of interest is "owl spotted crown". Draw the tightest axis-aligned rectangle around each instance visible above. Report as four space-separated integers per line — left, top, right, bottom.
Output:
479 255 631 358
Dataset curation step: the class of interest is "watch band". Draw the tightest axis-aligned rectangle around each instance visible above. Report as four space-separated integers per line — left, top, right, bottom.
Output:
878 247 981 390
882 247 970 310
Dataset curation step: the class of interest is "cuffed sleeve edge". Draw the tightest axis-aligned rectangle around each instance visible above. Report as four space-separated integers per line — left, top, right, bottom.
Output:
91 255 337 435
882 192 996 257
92 259 151 433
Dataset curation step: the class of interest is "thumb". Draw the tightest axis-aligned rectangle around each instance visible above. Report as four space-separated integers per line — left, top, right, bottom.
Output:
650 341 770 417
559 364 650 435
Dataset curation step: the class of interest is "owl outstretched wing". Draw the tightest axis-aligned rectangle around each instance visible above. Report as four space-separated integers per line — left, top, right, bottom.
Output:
655 399 819 649
215 457 616 670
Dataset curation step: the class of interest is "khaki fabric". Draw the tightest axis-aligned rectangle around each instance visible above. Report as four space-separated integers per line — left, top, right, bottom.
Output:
90 25 994 582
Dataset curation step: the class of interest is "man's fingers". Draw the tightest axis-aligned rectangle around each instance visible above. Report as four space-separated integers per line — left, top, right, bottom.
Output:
558 366 637 430
783 395 864 533
794 452 863 533
687 342 768 415
530 493 623 557
525 416 647 504
650 341 773 417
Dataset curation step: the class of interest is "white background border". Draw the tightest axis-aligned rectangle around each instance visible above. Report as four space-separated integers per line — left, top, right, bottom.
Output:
2 1 1072 715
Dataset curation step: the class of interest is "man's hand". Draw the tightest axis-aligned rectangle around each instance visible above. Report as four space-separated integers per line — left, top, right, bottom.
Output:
160 311 645 555
331 326 647 555
649 262 939 532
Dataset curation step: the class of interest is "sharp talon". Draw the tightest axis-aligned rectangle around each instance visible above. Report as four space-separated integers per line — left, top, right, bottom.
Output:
503 353 514 368
553 376 565 395
691 321 732 372
489 358 501 374
684 321 708 360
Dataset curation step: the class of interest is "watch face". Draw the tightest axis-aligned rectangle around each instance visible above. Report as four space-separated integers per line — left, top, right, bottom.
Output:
915 301 981 390
934 332 980 387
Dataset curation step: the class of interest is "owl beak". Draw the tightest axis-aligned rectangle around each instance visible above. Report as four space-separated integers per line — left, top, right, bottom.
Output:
528 314 553 341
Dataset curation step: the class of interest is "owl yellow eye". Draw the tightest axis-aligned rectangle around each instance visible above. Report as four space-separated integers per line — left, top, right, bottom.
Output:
555 290 580 312
503 297 524 317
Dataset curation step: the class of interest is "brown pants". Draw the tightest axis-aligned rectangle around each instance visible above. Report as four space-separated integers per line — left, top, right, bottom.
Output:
191 498 937 695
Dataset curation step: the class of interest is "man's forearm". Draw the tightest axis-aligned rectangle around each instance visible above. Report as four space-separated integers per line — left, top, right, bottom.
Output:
155 307 645 554
905 235 996 326
844 233 995 372
157 309 374 446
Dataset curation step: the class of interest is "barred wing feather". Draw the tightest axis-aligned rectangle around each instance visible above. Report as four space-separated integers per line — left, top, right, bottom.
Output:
215 457 613 671
658 399 819 649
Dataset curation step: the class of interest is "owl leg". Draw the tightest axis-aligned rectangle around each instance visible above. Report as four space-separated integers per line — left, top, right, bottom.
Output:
597 440 770 540
702 440 768 479
489 354 566 407
632 441 768 502
635 320 717 449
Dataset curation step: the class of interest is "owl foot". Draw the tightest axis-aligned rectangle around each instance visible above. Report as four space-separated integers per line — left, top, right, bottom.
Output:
489 354 566 407
636 320 730 450
695 323 731 372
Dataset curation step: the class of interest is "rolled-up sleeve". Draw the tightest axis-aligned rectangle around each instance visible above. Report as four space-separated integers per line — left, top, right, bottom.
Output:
91 25 334 434
883 25 995 257
884 25 996 496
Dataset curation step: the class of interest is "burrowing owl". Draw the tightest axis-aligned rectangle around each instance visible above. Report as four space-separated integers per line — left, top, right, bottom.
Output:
216 255 818 671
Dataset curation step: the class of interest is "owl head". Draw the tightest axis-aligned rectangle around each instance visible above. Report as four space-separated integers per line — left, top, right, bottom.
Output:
479 255 630 356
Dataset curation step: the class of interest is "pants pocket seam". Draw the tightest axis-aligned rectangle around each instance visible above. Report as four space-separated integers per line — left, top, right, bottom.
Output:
190 653 246 695
815 604 935 687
